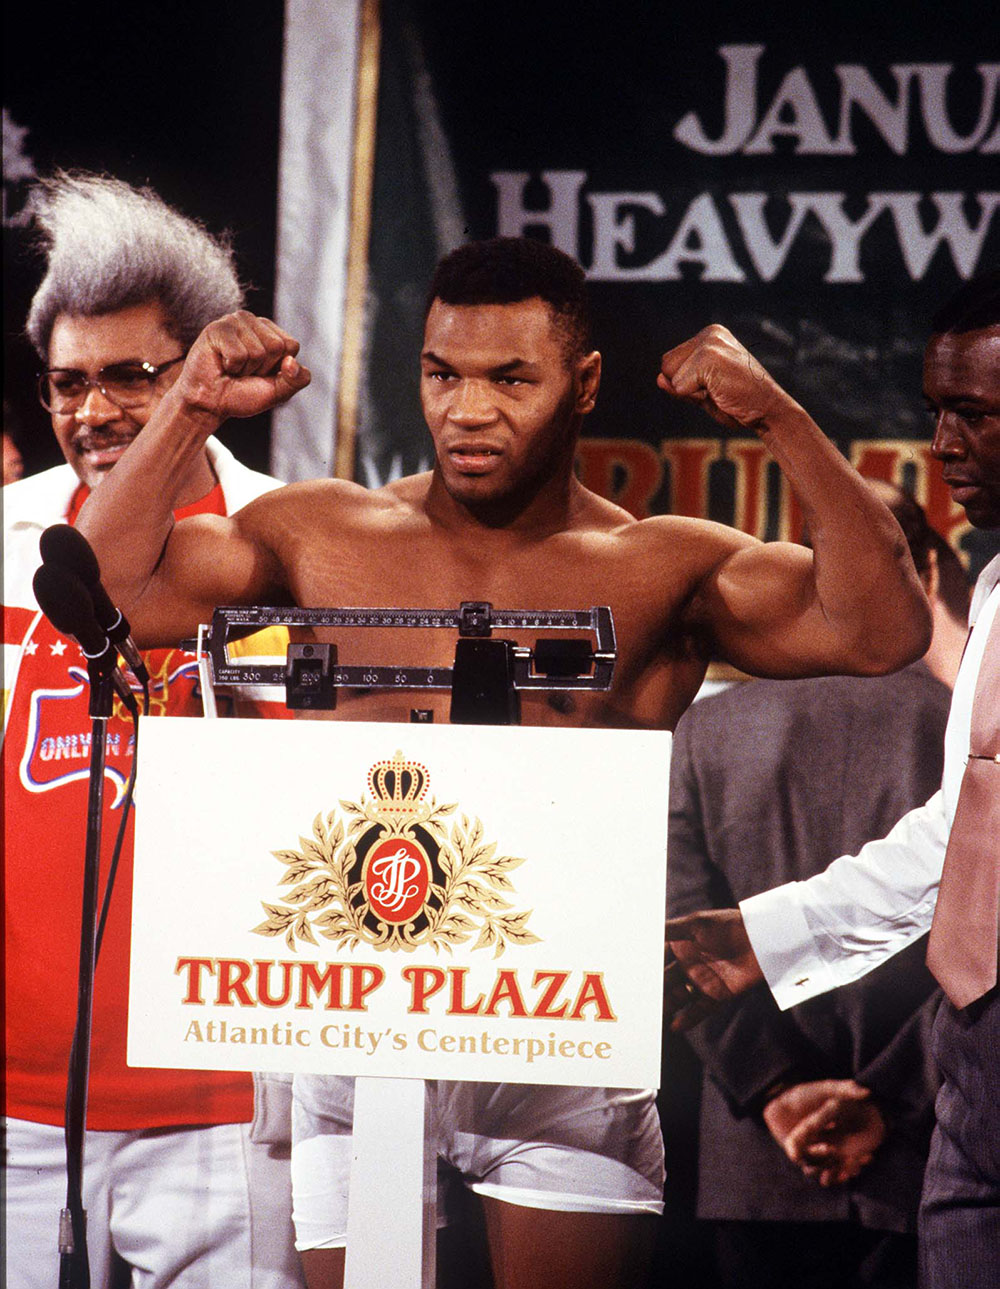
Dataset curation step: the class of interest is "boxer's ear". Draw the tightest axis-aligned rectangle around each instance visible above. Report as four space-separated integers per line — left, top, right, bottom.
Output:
575 350 601 415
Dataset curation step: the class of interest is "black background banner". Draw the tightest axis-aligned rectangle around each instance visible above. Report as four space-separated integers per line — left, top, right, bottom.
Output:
364 0 999 575
4 1 999 573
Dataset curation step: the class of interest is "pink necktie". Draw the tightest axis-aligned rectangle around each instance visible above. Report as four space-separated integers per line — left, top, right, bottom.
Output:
926 608 1000 1009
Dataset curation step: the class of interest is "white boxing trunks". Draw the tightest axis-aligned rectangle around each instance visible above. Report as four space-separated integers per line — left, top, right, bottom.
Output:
291 1076 664 1251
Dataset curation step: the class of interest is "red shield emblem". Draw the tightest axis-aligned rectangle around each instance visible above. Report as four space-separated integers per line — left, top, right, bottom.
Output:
363 836 431 925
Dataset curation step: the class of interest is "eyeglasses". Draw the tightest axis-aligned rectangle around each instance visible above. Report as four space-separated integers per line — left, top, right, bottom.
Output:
37 355 186 414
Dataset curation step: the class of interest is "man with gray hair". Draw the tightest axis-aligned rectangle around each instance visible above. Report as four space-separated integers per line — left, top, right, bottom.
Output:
3 173 304 1288
23 171 244 496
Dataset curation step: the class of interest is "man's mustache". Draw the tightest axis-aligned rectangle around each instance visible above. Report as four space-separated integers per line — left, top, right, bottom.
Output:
71 428 137 453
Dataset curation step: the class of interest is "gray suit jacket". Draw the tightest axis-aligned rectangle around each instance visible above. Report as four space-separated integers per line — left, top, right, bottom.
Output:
667 663 950 1232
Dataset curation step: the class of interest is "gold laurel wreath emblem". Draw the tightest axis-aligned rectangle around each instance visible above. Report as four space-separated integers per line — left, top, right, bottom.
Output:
252 756 541 956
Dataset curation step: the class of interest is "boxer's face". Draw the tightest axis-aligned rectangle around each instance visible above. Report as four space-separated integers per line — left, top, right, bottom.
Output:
420 296 599 508
45 301 184 491
925 325 1000 530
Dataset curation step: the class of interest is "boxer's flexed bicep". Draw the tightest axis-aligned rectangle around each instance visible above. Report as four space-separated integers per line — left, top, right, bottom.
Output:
77 312 310 647
657 325 929 678
692 537 875 678
137 502 286 648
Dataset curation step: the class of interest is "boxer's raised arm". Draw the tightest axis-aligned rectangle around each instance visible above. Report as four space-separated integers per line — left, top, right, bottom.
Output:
77 312 310 645
658 326 931 676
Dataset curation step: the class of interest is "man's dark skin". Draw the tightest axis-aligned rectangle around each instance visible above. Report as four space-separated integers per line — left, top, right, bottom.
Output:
78 287 932 1289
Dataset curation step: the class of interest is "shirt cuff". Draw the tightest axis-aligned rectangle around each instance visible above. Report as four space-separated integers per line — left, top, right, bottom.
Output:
740 885 844 1011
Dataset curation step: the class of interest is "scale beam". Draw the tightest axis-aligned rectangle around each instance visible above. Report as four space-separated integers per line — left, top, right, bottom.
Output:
196 602 617 697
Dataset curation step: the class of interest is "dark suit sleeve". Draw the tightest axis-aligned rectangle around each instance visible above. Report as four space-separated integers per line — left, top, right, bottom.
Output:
854 975 941 1144
668 715 819 1114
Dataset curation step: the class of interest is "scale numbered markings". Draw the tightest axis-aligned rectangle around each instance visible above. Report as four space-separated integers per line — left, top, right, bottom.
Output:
329 667 451 689
213 606 598 630
205 605 616 692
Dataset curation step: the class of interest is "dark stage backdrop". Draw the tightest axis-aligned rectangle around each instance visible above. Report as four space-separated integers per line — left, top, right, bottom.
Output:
5 1 998 573
360 0 999 576
3 2 284 479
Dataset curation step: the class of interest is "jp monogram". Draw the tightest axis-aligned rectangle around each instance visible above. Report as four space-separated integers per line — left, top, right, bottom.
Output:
254 751 541 955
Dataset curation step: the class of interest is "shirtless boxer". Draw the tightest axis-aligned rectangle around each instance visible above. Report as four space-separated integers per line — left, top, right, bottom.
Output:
78 237 931 1288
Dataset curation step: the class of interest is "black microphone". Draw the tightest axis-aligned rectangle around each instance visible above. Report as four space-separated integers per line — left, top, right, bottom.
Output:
32 563 137 710
39 524 149 685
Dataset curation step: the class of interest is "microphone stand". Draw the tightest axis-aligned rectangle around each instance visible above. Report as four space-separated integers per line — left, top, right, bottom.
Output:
59 663 117 1289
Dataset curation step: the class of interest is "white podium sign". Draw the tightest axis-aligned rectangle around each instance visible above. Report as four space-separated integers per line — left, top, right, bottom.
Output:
130 718 670 1089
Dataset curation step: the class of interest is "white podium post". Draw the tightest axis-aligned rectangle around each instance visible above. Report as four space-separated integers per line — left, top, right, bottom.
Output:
129 720 670 1285
345 1078 436 1288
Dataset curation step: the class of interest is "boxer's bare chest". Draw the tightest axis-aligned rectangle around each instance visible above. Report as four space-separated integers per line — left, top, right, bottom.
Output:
273 505 709 730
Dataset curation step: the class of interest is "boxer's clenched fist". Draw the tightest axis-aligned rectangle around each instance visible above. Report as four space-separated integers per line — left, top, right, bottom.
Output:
657 324 799 434
170 310 311 423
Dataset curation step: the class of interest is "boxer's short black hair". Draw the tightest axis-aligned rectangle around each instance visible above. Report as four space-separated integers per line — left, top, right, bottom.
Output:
427 237 592 359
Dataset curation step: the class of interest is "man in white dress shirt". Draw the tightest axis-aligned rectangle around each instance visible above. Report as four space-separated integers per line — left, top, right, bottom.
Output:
664 268 1000 1289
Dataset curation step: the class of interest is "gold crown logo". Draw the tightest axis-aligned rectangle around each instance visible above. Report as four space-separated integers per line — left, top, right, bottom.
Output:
367 750 428 822
256 748 540 956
